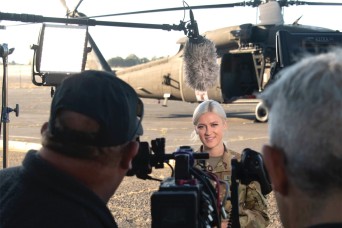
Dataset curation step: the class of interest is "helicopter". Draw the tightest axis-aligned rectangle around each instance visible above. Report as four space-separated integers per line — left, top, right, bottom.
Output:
98 0 342 122
2 0 342 123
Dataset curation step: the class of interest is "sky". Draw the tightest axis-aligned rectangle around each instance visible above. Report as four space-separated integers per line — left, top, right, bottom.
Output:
1 0 342 64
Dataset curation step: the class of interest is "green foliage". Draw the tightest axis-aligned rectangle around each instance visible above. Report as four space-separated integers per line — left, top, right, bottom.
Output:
107 54 164 67
108 56 124 67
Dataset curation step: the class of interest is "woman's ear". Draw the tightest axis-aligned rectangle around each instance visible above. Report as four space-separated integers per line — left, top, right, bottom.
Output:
262 145 289 196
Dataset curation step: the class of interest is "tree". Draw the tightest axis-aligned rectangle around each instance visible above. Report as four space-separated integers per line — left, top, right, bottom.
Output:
124 54 140 67
107 54 161 67
108 56 124 67
140 57 149 64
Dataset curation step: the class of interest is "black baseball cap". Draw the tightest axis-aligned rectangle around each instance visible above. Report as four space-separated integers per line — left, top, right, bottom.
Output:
48 70 143 147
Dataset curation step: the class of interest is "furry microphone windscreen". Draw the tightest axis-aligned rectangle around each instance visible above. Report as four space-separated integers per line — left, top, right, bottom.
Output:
183 37 220 92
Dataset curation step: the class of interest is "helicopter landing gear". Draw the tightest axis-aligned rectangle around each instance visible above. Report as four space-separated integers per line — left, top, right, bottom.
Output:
162 93 171 107
255 101 268 122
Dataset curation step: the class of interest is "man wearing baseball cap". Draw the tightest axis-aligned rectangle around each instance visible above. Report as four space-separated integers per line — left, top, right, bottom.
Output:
0 70 144 228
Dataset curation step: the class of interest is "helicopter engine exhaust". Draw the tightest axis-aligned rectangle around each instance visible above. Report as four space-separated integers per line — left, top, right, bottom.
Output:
183 10 220 92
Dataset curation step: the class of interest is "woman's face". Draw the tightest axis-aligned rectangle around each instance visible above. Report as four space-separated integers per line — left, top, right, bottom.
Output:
195 112 227 150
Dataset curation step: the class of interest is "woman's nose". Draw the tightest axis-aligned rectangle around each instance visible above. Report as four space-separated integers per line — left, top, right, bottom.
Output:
205 126 212 135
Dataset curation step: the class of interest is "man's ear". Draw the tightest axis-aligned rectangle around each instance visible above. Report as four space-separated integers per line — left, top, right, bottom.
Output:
41 122 49 135
120 141 139 170
262 145 289 196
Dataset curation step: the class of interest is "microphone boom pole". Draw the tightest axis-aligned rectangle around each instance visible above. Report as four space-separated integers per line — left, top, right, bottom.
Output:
0 12 186 32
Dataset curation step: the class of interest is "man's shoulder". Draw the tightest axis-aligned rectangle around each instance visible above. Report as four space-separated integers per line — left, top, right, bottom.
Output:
1 193 117 228
0 150 39 189
0 166 21 178
1 206 117 228
0 166 23 199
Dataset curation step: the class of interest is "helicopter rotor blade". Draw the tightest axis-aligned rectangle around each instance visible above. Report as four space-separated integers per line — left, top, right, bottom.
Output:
87 1 255 19
278 0 342 7
74 0 84 12
59 0 85 17
59 0 70 13
297 1 342 6
85 0 342 19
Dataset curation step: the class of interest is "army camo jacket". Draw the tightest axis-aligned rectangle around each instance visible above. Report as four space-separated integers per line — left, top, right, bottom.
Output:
195 146 270 228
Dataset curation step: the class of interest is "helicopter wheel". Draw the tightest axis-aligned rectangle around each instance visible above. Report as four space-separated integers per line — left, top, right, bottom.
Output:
255 101 269 123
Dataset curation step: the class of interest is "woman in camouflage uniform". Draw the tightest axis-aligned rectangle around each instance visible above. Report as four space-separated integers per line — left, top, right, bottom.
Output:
192 100 269 228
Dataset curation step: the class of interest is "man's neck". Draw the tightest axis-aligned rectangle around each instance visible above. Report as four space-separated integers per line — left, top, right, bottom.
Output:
38 147 118 203
306 195 342 227
289 191 342 228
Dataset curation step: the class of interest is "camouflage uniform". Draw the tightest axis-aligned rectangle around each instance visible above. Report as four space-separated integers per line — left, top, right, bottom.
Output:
195 145 270 228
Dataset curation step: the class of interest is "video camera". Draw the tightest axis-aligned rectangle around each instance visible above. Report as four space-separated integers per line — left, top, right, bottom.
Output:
127 138 272 228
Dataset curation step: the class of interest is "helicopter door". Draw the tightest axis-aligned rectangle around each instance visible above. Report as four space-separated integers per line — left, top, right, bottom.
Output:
220 52 260 102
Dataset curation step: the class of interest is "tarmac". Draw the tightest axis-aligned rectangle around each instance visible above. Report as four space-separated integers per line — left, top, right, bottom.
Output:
0 141 40 152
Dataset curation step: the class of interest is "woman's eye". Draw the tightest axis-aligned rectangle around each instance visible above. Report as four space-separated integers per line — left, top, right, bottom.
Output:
197 125 204 130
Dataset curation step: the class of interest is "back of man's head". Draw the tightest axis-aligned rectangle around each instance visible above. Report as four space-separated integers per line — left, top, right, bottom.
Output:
43 70 143 159
259 48 342 196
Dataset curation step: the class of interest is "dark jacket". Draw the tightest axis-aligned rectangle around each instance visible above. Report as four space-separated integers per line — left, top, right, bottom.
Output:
0 150 118 228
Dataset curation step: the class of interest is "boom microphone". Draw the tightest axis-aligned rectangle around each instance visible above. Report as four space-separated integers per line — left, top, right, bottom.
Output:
183 10 219 92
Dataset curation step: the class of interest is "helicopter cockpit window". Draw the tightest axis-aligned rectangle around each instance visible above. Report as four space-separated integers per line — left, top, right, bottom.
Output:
276 30 342 68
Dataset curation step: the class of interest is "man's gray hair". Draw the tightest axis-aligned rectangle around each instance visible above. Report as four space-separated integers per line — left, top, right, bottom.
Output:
259 48 342 196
